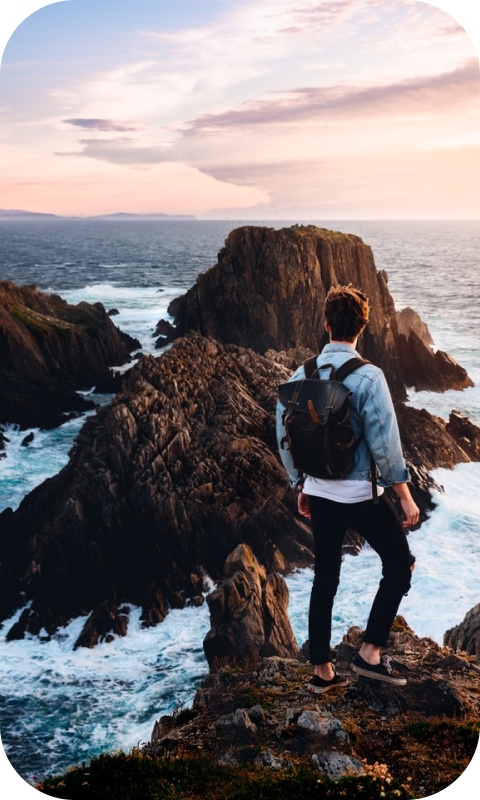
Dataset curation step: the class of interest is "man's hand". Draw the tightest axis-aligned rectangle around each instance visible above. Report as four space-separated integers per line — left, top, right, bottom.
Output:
298 491 311 519
392 483 420 528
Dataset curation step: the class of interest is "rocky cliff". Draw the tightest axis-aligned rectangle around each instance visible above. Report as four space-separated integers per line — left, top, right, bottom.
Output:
0 280 140 428
1 333 479 647
144 616 479 800
156 226 472 401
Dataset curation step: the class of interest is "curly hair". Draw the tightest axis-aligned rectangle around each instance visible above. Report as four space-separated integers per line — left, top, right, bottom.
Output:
324 285 370 342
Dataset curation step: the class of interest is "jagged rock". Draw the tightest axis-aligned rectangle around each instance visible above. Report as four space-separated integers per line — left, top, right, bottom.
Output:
216 708 258 734
0 335 315 645
21 432 34 447
203 544 299 669
0 333 478 647
396 307 434 346
444 602 480 661
157 225 472 401
446 411 480 461
0 280 140 428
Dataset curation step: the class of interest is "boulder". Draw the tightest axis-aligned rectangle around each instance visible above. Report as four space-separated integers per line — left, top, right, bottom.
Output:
203 544 299 669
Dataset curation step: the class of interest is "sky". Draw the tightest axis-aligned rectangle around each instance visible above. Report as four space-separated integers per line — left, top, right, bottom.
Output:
0 1 479 220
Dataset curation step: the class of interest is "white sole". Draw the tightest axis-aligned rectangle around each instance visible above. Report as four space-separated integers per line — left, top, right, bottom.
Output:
352 664 407 686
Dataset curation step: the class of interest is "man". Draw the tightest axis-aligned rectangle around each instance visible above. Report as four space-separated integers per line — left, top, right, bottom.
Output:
276 285 419 694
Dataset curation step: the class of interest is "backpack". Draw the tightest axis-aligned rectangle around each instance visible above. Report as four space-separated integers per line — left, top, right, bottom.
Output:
278 356 378 499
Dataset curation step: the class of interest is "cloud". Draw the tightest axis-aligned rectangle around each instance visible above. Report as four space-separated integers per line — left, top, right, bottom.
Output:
56 137 174 165
63 118 145 132
181 59 480 135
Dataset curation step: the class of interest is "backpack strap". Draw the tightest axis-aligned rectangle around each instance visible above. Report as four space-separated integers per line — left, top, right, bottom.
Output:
335 357 371 382
303 355 320 379
304 354 379 503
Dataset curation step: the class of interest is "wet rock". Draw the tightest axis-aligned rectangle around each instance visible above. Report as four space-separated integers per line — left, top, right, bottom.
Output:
21 432 34 447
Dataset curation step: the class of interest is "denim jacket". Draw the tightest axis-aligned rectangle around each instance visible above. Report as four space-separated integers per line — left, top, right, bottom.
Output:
276 343 410 488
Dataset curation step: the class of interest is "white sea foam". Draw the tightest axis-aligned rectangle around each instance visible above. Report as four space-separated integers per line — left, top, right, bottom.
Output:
56 284 181 354
0 604 210 780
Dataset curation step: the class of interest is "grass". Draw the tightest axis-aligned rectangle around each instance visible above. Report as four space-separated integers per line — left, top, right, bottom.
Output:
36 751 415 800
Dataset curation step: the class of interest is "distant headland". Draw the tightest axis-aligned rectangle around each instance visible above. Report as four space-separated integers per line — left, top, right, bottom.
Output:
0 209 197 221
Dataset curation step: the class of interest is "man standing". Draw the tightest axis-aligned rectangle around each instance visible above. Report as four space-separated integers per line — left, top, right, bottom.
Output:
276 285 419 694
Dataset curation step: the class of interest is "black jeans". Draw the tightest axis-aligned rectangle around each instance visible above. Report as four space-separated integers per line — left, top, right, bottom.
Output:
308 493 414 665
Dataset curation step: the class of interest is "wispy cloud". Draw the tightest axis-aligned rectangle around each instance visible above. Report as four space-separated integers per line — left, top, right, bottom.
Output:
183 59 480 134
63 118 146 132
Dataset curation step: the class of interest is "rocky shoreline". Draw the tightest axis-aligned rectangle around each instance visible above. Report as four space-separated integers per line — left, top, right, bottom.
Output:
2 223 479 798
1 225 480 649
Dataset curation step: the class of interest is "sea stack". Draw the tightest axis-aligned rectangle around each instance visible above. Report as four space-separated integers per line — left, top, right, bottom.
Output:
156 225 472 401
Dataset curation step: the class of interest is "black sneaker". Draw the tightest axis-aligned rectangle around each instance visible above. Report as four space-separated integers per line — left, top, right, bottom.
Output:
352 654 407 686
307 672 349 694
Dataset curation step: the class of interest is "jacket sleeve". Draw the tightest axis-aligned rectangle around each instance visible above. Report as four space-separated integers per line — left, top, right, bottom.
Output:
357 371 410 487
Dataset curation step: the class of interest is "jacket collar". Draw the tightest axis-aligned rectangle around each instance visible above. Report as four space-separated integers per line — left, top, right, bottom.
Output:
321 342 360 356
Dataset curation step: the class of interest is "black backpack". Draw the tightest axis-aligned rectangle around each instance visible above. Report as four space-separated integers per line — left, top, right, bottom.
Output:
278 356 378 500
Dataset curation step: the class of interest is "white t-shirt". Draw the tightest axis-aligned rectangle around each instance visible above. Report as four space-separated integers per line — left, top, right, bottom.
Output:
303 476 384 503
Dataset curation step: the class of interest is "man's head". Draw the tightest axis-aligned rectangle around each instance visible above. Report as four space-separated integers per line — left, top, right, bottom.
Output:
324 285 370 343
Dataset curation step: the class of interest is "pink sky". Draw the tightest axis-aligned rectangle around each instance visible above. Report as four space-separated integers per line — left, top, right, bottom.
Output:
0 0 479 218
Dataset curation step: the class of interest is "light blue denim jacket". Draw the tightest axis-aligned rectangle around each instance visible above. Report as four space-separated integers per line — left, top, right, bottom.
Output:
276 343 410 489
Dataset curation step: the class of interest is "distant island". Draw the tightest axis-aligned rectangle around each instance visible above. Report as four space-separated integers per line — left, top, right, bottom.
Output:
0 209 196 221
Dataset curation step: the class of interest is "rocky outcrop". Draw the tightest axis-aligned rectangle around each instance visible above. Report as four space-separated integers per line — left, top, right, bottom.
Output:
156 225 472 402
146 617 480 799
203 544 299 669
0 334 315 646
444 603 480 660
0 280 140 428
1 332 479 648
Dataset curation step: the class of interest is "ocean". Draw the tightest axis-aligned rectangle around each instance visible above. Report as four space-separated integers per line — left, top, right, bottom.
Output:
0 219 479 782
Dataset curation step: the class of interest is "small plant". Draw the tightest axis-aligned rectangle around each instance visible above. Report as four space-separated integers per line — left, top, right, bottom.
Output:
405 721 433 740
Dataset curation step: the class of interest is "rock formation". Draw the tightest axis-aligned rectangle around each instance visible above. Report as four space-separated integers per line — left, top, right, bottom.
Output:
155 225 472 401
0 280 140 428
0 334 313 646
203 544 299 669
444 603 480 660
0 332 479 648
146 617 480 800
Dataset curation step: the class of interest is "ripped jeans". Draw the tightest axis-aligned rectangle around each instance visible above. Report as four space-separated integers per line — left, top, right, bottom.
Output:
307 493 415 665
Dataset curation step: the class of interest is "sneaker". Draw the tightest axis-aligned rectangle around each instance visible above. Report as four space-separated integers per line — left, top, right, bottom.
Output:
307 672 349 694
352 654 407 686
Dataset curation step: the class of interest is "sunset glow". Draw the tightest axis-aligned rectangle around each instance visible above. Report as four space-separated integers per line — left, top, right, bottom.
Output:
1 0 479 218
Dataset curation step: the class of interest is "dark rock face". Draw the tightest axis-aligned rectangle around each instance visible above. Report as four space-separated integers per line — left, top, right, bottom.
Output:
203 544 299 669
157 225 472 401
444 603 480 661
1 332 478 648
0 334 315 646
0 280 140 428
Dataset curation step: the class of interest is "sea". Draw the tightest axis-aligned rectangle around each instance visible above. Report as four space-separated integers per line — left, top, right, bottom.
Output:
0 219 479 783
